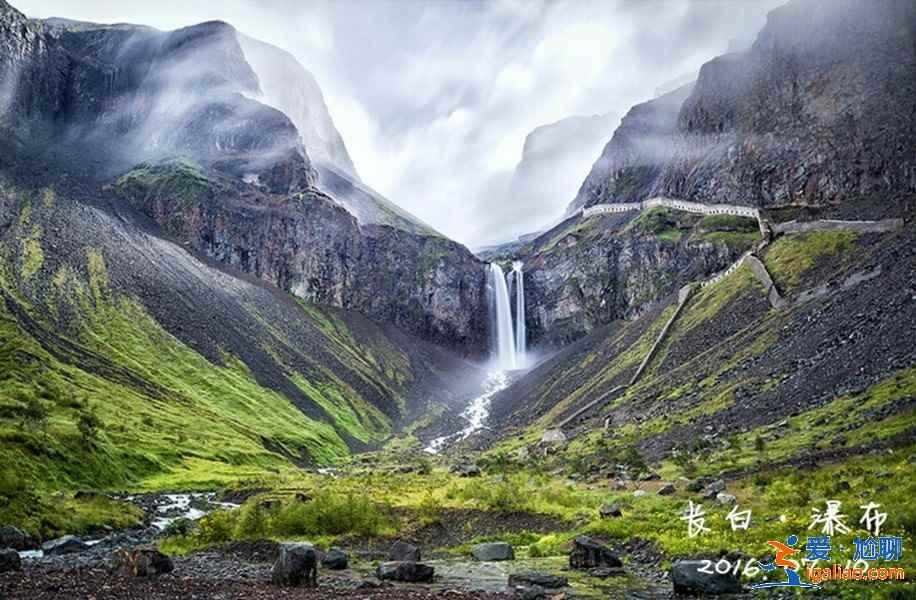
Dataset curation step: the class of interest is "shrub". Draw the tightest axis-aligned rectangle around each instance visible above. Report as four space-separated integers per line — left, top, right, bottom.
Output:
196 509 235 545
269 490 389 538
233 503 268 539
77 410 102 444
20 395 49 429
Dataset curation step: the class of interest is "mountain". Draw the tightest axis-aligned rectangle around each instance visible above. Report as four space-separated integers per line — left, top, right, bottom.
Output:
493 0 916 455
314 163 442 238
569 0 916 219
0 3 487 355
508 112 618 230
0 0 489 492
565 83 694 216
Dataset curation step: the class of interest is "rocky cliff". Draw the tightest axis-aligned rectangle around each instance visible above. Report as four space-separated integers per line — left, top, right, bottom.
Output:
565 85 693 215
569 0 916 218
517 208 753 349
111 161 486 354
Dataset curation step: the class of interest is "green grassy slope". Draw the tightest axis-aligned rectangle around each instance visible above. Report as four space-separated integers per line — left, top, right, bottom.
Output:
0 181 468 499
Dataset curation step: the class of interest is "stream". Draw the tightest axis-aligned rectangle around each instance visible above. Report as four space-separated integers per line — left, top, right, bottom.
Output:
423 370 510 454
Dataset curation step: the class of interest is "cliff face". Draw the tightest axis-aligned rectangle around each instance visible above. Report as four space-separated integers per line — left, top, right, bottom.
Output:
0 2 488 355
569 0 916 217
566 85 693 215
659 0 916 215
112 162 487 354
1 7 312 193
519 209 747 349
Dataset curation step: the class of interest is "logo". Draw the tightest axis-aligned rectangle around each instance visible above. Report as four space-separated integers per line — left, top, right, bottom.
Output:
751 535 820 589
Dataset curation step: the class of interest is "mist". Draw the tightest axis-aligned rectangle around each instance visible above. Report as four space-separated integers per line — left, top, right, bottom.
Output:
17 0 785 247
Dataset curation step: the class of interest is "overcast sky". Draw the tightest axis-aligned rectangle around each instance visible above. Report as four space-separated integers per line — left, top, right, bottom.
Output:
18 0 783 247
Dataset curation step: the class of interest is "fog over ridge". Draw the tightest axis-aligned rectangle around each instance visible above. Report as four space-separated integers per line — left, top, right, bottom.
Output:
17 0 783 246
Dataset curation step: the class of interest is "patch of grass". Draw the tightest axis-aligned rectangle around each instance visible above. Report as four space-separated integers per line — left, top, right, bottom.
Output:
20 227 43 279
698 367 916 476
113 158 211 205
626 207 683 243
0 248 353 497
445 472 595 519
0 489 144 540
161 489 394 555
763 230 858 288
292 374 390 444
696 230 760 249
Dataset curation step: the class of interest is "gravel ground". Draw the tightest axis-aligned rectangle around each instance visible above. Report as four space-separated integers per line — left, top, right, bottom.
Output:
0 568 510 600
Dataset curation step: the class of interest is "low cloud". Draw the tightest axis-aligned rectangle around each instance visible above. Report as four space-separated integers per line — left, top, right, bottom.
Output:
18 0 784 246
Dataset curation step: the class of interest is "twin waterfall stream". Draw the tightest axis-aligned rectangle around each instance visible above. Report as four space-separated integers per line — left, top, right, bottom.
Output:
425 262 527 453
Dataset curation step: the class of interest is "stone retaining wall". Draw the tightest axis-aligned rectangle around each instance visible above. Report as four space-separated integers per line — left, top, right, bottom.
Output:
772 218 903 235
582 198 760 220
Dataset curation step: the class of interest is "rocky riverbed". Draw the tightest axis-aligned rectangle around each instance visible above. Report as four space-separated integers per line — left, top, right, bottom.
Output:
0 491 687 599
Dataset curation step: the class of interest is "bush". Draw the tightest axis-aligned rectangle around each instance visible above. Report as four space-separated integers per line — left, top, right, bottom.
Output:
77 410 102 444
270 490 389 538
20 395 49 429
233 503 268 539
161 517 197 538
196 509 235 545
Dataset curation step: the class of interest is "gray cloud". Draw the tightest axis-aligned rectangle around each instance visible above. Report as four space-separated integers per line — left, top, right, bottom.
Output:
17 0 784 246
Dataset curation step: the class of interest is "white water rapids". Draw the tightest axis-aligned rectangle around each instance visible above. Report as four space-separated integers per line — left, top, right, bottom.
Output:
424 370 509 454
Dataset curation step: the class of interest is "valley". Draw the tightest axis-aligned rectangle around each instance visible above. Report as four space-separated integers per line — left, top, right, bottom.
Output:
0 0 914 598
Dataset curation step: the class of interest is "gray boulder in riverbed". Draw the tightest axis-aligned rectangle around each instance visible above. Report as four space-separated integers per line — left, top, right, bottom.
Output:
271 543 318 587
388 539 420 561
0 548 21 573
471 541 514 561
41 535 89 556
671 560 742 595
322 547 348 570
0 525 35 550
570 536 622 570
375 561 434 582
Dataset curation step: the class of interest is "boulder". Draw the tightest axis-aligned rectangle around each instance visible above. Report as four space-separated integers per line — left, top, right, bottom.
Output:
388 539 420 561
42 535 89 556
272 543 318 587
633 490 646 497
569 536 622 570
686 477 712 493
716 492 737 505
375 561 434 583
540 429 567 444
599 504 622 518
110 547 174 577
671 560 742 595
322 547 348 570
0 548 21 573
508 571 568 589
471 541 514 561
450 464 482 478
657 482 676 495
0 525 35 551
702 479 726 500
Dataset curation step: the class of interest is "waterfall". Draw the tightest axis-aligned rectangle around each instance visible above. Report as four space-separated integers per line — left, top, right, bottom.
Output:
488 263 517 369
513 261 526 367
